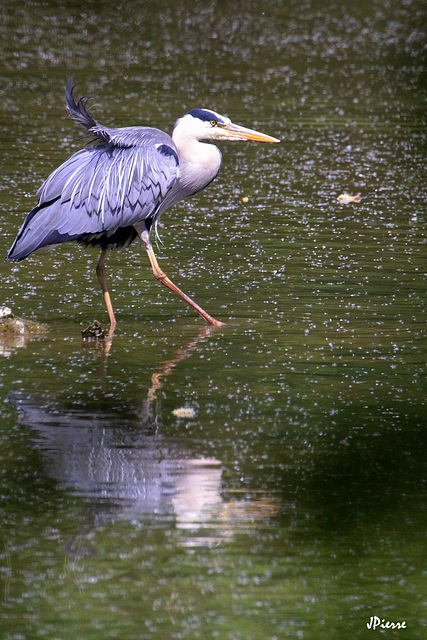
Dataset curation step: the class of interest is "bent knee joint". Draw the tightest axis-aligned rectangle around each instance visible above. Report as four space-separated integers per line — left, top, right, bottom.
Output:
153 269 166 281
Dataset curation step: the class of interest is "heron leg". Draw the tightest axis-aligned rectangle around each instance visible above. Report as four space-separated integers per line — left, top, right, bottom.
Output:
96 249 117 334
137 231 225 326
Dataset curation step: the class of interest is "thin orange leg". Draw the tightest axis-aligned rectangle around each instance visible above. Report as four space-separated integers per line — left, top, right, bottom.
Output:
96 249 117 336
138 232 225 326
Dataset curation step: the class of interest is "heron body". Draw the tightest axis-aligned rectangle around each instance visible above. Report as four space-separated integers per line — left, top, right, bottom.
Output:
7 79 279 332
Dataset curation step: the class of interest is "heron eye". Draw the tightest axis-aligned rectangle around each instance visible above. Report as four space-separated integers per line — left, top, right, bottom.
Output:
210 120 217 127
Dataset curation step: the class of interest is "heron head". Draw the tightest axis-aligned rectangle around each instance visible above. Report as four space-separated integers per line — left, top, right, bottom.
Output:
174 108 280 143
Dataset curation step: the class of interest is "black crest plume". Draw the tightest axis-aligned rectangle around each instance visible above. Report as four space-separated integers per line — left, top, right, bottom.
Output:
65 77 112 144
65 76 98 131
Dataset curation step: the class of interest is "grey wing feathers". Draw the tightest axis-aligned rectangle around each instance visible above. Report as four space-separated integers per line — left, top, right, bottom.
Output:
8 127 179 261
38 133 178 220
7 80 180 261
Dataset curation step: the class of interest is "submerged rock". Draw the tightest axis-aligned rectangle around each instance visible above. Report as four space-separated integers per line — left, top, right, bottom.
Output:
0 306 14 320
81 319 105 341
0 306 49 356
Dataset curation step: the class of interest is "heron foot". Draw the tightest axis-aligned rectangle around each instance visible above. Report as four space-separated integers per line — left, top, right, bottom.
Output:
205 316 226 327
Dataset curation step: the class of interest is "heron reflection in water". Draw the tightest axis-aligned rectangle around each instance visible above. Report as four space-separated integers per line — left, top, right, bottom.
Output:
7 78 279 333
10 326 278 545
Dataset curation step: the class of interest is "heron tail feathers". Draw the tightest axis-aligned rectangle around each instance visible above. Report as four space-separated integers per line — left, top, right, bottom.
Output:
6 198 72 262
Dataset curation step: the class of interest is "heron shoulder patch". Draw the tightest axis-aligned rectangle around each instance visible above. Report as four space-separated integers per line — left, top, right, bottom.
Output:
156 144 179 165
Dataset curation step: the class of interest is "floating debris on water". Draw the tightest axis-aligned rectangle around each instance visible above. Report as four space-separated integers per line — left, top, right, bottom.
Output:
337 193 361 204
81 319 105 341
172 407 196 418
241 196 249 203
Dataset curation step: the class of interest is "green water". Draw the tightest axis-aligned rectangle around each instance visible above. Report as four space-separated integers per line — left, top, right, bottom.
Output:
0 1 426 639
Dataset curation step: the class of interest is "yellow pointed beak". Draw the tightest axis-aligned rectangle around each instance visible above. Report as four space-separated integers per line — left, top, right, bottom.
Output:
220 122 280 143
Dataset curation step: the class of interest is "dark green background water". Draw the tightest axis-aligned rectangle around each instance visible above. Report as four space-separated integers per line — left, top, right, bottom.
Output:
0 1 426 638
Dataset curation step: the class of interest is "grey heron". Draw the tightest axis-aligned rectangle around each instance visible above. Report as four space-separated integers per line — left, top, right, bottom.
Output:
7 79 279 332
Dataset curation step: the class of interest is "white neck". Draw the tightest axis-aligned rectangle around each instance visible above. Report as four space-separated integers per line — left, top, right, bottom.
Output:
172 118 222 195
